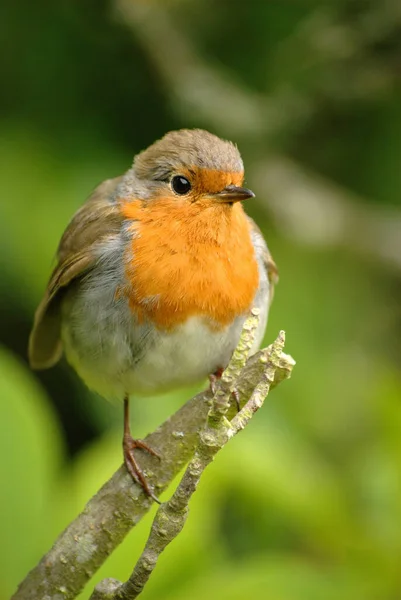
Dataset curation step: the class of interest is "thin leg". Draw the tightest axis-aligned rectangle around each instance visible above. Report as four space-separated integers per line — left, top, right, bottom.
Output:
123 395 161 503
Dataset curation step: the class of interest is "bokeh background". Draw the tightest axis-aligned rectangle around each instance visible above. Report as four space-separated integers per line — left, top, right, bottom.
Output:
1 1 401 598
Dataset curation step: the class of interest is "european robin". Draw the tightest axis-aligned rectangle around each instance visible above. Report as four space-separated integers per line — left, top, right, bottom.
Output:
29 129 278 501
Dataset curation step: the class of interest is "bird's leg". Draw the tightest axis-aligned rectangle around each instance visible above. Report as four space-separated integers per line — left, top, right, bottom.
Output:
123 395 161 503
208 367 241 411
208 367 224 395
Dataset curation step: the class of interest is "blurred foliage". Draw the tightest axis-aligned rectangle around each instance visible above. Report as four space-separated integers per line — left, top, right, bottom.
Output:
1 1 401 599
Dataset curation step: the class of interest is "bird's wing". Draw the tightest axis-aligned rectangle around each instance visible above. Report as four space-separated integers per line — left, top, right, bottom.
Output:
248 217 278 306
29 177 124 369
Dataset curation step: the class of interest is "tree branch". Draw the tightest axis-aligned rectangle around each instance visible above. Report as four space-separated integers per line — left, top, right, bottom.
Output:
89 315 293 599
12 313 294 600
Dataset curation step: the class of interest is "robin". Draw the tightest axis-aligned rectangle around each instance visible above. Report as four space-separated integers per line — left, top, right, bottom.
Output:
28 129 278 501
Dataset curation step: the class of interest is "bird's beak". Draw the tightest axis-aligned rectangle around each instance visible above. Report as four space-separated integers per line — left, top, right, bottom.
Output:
212 184 255 203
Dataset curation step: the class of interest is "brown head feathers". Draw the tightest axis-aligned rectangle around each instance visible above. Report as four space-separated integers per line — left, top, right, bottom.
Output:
133 129 244 182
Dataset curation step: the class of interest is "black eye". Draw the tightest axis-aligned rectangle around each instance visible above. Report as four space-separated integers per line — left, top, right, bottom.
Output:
171 175 191 195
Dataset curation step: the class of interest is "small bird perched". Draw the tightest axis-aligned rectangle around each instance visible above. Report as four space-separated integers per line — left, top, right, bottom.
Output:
29 129 278 500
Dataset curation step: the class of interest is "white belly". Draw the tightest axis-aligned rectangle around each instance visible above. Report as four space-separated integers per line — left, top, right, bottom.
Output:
63 303 246 400
126 315 246 391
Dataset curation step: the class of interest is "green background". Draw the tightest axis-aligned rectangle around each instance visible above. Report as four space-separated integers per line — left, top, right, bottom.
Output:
1 1 401 598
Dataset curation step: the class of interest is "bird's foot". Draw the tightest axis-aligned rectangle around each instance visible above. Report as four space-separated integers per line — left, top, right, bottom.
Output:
208 367 241 411
208 367 224 395
123 434 161 503
231 388 241 412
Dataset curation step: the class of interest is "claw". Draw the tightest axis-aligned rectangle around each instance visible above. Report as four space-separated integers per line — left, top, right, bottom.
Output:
123 435 161 504
231 388 241 412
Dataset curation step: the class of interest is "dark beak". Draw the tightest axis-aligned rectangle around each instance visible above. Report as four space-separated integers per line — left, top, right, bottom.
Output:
213 184 255 203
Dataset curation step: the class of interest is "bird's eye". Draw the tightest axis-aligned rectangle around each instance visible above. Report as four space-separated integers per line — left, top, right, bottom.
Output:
171 175 192 195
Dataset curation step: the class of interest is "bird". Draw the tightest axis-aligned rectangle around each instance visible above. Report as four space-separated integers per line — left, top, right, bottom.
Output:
28 128 278 501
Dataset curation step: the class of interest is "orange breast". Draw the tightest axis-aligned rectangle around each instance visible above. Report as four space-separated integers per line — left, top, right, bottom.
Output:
121 197 259 331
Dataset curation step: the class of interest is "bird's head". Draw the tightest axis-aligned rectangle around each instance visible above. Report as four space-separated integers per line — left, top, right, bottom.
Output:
119 129 255 208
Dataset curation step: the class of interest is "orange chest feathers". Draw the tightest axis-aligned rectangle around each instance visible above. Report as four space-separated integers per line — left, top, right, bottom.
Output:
121 198 259 330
